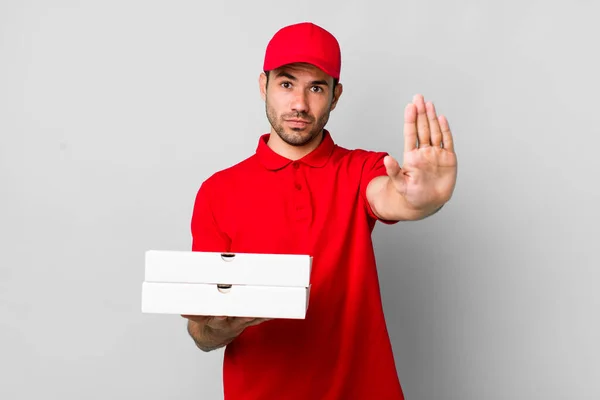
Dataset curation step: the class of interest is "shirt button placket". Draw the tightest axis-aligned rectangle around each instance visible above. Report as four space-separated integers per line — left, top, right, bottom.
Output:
292 162 311 222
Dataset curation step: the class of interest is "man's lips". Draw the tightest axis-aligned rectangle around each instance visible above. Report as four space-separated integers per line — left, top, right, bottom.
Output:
285 119 311 127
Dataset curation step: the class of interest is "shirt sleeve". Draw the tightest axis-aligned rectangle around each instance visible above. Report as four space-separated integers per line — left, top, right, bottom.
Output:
359 151 400 225
190 178 232 252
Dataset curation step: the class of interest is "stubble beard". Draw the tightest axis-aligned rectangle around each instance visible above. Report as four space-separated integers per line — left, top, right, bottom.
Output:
265 98 331 147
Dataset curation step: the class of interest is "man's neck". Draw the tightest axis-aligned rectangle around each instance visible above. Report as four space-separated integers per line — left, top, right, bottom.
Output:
267 129 324 161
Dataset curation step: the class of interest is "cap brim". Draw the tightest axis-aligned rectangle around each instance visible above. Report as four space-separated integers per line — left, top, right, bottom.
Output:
264 53 339 80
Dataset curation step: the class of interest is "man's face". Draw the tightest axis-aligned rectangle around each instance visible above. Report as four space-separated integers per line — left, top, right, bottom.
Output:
260 63 342 147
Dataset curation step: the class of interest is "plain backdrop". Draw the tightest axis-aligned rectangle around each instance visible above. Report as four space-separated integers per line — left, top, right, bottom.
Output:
1 1 599 399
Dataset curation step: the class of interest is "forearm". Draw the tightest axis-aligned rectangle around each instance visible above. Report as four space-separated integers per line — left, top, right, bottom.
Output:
368 176 444 221
187 320 236 352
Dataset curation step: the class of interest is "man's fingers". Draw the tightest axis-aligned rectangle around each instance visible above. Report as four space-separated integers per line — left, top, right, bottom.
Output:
414 94 431 147
245 318 272 328
236 317 257 326
239 317 271 326
439 115 455 152
426 101 442 147
225 317 271 332
183 315 272 331
403 103 418 152
181 314 210 324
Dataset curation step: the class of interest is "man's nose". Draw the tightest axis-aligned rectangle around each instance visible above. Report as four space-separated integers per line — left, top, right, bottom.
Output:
290 91 309 114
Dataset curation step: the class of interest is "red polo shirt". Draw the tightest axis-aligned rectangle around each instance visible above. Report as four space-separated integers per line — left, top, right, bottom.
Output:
191 130 405 400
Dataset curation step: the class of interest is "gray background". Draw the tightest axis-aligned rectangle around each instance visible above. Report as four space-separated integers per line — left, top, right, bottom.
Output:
1 1 598 399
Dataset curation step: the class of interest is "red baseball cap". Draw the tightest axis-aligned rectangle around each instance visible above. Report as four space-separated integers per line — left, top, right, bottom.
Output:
263 22 341 80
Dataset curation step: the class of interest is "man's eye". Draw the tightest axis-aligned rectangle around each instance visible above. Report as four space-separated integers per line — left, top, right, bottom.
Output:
311 86 323 93
281 82 292 88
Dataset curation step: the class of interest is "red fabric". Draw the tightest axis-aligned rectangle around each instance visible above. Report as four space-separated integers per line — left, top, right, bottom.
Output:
263 22 341 79
191 130 404 400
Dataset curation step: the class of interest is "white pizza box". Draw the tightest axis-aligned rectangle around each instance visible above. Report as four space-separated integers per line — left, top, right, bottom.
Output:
141 282 310 319
141 250 312 319
144 250 312 287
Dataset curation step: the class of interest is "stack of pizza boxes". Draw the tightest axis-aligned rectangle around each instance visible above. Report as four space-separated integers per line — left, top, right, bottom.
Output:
142 250 312 319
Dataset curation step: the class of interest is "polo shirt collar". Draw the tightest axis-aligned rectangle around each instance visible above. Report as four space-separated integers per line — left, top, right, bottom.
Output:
256 129 335 171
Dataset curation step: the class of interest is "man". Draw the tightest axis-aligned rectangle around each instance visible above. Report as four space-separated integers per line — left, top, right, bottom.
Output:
182 22 457 399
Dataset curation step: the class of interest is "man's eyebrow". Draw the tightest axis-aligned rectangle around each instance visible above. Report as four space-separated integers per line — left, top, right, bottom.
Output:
310 80 329 86
274 71 297 81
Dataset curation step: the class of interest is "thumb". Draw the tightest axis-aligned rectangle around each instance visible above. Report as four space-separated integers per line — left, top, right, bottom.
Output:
383 155 407 194
383 155 402 178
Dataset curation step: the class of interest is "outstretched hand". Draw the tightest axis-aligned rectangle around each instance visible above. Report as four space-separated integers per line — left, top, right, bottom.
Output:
383 94 457 211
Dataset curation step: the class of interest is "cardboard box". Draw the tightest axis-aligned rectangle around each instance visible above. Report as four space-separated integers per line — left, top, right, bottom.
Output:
141 250 312 319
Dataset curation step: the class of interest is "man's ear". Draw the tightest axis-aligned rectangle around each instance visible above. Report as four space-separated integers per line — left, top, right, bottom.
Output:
259 72 267 101
330 82 343 111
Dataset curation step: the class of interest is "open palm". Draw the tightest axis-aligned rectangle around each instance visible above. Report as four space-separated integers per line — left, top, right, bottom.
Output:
383 94 458 211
